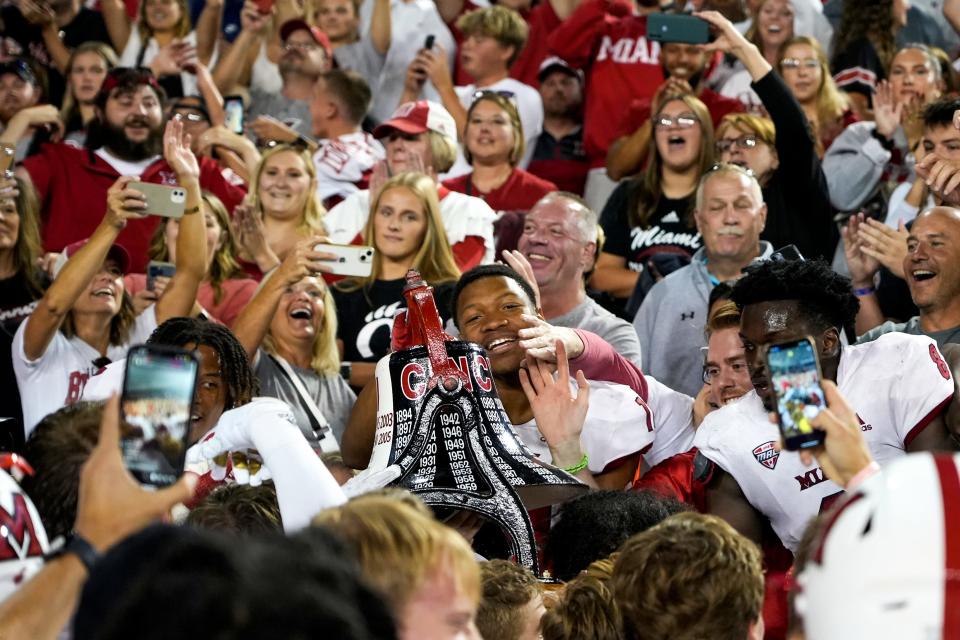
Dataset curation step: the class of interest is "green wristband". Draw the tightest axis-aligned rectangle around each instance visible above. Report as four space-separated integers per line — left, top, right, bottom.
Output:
564 454 589 475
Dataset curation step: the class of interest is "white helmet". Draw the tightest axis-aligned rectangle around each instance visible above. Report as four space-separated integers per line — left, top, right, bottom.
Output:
797 453 960 640
0 464 49 602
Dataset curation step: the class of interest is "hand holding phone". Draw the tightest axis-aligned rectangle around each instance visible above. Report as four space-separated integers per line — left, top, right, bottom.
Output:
313 243 375 277
121 345 199 487
147 261 176 292
224 95 245 135
765 337 827 451
129 181 187 218
647 13 711 44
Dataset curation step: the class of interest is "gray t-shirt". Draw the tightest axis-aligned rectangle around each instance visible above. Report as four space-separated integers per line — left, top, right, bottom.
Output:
550 297 643 369
857 315 960 349
334 38 386 89
247 89 313 138
254 351 356 446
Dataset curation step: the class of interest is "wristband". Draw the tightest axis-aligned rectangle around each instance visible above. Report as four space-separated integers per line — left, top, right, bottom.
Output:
182 205 201 215
853 285 875 297
846 460 880 491
46 533 100 574
563 454 589 475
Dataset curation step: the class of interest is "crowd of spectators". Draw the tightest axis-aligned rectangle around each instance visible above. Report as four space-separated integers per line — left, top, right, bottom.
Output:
3 0 960 637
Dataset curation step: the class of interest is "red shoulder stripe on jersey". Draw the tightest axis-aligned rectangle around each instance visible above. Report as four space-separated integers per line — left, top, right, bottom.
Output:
933 455 960 635
904 395 953 449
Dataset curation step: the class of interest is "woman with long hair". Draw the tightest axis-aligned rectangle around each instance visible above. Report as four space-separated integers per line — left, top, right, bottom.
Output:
334 171 461 388
591 93 714 317
0 175 45 446
777 35 858 157
233 143 327 280
442 92 556 214
104 0 221 98
233 236 356 447
60 43 118 148
719 0 795 110
830 0 908 118
124 192 259 327
12 120 208 435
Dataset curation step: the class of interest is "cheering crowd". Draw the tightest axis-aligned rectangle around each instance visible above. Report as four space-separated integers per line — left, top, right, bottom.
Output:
1 0 960 636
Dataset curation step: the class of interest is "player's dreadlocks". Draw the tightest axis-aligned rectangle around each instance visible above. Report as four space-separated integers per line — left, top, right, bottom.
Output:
730 259 860 338
147 317 258 411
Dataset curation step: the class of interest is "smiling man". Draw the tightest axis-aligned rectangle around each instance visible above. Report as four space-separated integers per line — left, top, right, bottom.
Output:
633 163 771 397
692 259 957 553
518 192 642 368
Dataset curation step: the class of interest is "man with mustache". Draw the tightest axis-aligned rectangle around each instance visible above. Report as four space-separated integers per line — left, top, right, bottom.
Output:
633 163 771 397
13 67 245 272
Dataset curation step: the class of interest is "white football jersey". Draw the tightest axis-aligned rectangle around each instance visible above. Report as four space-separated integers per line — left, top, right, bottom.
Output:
694 332 954 552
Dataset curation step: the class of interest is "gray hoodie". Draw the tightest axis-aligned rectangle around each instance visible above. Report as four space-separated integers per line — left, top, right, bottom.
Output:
633 243 773 396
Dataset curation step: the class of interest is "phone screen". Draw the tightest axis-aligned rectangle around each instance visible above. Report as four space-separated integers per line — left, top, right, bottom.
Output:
121 346 199 487
766 338 826 450
224 97 244 135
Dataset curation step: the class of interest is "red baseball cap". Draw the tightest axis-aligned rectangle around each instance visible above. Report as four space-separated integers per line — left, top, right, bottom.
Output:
53 239 131 280
280 19 333 58
373 101 457 142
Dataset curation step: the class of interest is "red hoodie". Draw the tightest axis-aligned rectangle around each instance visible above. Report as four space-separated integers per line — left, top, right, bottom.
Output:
548 0 663 167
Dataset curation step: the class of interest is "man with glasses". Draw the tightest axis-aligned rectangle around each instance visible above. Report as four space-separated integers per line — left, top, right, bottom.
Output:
215 18 333 140
607 41 744 181
633 163 772 397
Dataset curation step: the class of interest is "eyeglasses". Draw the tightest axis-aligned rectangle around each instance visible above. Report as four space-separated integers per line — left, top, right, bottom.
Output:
655 113 699 130
702 359 750 384
780 57 819 70
716 136 759 153
173 112 208 124
472 89 516 101
283 41 321 52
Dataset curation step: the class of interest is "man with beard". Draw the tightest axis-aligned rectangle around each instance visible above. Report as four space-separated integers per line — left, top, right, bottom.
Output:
693 258 956 553
606 41 744 181
527 58 589 196
633 163 771 397
215 16 333 140
15 67 245 272
0 0 116 106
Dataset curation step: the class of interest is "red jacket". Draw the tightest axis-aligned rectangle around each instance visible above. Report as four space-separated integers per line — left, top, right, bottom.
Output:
23 144 246 272
510 2 564 88
548 0 663 167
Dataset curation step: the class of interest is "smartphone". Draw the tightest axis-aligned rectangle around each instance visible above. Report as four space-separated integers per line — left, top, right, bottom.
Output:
147 261 176 292
424 34 435 50
764 337 827 451
314 243 375 277
129 182 187 218
224 95 245 135
0 144 14 173
647 14 711 44
121 345 199 487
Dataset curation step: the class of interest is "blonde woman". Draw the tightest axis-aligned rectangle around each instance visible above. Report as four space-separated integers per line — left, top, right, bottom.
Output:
333 171 461 388
233 235 356 446
233 143 327 279
104 0 221 97
60 43 118 147
125 192 259 327
778 36 858 157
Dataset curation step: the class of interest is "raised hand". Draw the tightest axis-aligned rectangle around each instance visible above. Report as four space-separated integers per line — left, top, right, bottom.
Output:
274 236 338 286
501 249 542 313
247 115 299 144
841 213 881 288
519 340 590 469
232 195 270 259
695 10 752 58
164 117 200 180
240 0 271 33
856 218 908 279
916 153 960 206
873 80 903 139
517 314 585 362
105 175 148 229
798 381 875 488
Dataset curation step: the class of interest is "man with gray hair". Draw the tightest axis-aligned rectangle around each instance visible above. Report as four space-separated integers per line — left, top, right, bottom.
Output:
516 192 643 368
633 164 772 396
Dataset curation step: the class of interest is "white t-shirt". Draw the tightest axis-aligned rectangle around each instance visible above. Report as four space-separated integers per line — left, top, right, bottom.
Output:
718 68 763 112
13 306 159 436
444 78 544 178
512 378 656 475
323 187 497 263
94 149 161 177
642 376 696 468
119 29 214 97
693 332 955 551
312 132 385 204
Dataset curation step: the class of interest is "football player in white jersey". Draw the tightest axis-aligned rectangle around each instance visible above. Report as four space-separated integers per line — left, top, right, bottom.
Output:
693 259 956 552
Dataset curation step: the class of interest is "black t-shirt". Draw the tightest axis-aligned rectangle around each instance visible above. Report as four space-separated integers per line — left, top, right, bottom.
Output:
0 6 112 105
599 181 701 272
333 278 457 363
831 37 885 102
0 270 46 451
